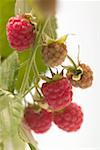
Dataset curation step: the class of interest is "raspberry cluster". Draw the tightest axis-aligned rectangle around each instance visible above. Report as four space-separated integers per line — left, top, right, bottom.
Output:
23 55 93 133
6 14 93 135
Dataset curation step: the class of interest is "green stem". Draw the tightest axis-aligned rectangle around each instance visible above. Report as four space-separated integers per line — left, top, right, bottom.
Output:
32 46 40 82
67 55 77 69
23 85 35 98
20 19 49 95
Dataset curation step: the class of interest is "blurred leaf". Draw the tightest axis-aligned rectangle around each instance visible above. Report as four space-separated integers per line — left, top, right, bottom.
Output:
15 0 57 17
0 0 15 58
44 16 57 39
15 0 33 15
35 0 57 16
15 0 44 22
0 52 19 92
0 142 4 150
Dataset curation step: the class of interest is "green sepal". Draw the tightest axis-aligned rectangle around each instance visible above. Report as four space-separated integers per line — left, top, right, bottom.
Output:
56 35 67 44
47 35 67 45
40 72 64 83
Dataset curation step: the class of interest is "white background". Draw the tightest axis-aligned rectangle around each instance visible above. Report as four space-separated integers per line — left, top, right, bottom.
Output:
29 1 100 150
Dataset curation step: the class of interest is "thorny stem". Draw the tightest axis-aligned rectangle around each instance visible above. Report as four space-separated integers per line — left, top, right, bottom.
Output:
20 19 49 95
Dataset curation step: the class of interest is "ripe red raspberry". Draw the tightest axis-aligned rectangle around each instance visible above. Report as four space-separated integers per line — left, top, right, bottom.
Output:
6 15 36 51
42 42 67 67
41 78 72 111
24 106 53 134
54 103 83 132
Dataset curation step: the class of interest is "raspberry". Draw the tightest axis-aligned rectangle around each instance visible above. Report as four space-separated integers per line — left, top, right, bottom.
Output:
41 78 72 110
67 64 93 89
6 15 36 51
54 103 83 132
42 42 67 67
24 106 53 134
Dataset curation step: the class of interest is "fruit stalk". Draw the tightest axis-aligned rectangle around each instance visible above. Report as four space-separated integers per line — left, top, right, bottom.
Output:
67 55 77 69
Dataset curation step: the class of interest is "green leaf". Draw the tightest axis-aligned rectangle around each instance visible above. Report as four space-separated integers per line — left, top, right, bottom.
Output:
7 98 25 150
0 0 15 59
44 16 57 39
0 95 25 150
19 122 39 150
36 47 47 73
15 50 32 90
0 89 14 111
0 52 19 92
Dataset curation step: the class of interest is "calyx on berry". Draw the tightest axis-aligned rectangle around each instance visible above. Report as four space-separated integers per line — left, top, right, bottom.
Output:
40 68 65 83
24 13 37 27
47 35 67 45
67 66 83 81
